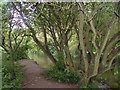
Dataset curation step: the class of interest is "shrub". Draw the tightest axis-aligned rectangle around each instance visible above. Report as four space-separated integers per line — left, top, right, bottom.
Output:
87 82 99 88
13 45 29 61
2 60 24 88
2 44 28 88
43 62 81 83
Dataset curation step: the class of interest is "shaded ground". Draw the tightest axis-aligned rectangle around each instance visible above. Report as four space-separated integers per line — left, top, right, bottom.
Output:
19 59 77 88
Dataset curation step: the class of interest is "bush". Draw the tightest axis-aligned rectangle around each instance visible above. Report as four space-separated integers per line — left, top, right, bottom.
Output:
43 62 81 83
13 45 29 61
2 44 28 88
87 82 99 88
2 60 24 88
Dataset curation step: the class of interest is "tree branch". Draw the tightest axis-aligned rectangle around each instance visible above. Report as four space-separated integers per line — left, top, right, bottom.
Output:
102 31 120 65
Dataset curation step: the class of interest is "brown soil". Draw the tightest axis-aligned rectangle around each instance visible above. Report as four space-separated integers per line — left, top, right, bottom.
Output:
19 59 77 88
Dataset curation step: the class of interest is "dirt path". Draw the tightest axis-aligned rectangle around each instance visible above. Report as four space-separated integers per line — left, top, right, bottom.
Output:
19 59 77 88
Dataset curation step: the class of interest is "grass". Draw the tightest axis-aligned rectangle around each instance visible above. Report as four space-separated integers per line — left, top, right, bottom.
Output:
28 51 52 69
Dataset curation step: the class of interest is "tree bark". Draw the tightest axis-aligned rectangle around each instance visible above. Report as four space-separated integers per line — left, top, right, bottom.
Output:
102 31 120 65
78 10 89 74
32 34 57 64
93 17 116 75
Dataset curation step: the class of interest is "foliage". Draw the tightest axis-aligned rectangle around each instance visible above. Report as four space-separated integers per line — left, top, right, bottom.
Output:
2 58 24 88
2 40 29 88
43 60 81 83
1 2 120 88
87 82 99 88
96 55 120 88
13 45 29 61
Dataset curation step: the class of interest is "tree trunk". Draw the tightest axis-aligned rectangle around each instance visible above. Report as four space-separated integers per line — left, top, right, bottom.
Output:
32 34 57 64
13 3 57 64
78 10 89 74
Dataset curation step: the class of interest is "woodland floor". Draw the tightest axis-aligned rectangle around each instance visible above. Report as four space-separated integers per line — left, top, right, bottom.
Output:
19 59 77 88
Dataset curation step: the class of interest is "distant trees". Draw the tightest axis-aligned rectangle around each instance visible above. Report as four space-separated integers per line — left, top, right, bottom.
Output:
2 2 119 87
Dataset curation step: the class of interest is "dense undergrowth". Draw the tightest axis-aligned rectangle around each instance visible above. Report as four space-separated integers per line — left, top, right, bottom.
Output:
2 45 28 88
2 61 23 88
42 51 81 84
43 63 81 84
43 54 120 88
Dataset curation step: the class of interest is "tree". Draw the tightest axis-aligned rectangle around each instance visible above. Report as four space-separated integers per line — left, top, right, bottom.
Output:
77 2 120 86
12 2 80 70
11 2 120 87
0 3 27 60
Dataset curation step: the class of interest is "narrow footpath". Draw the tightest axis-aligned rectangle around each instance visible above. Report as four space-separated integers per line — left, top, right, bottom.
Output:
19 60 77 88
